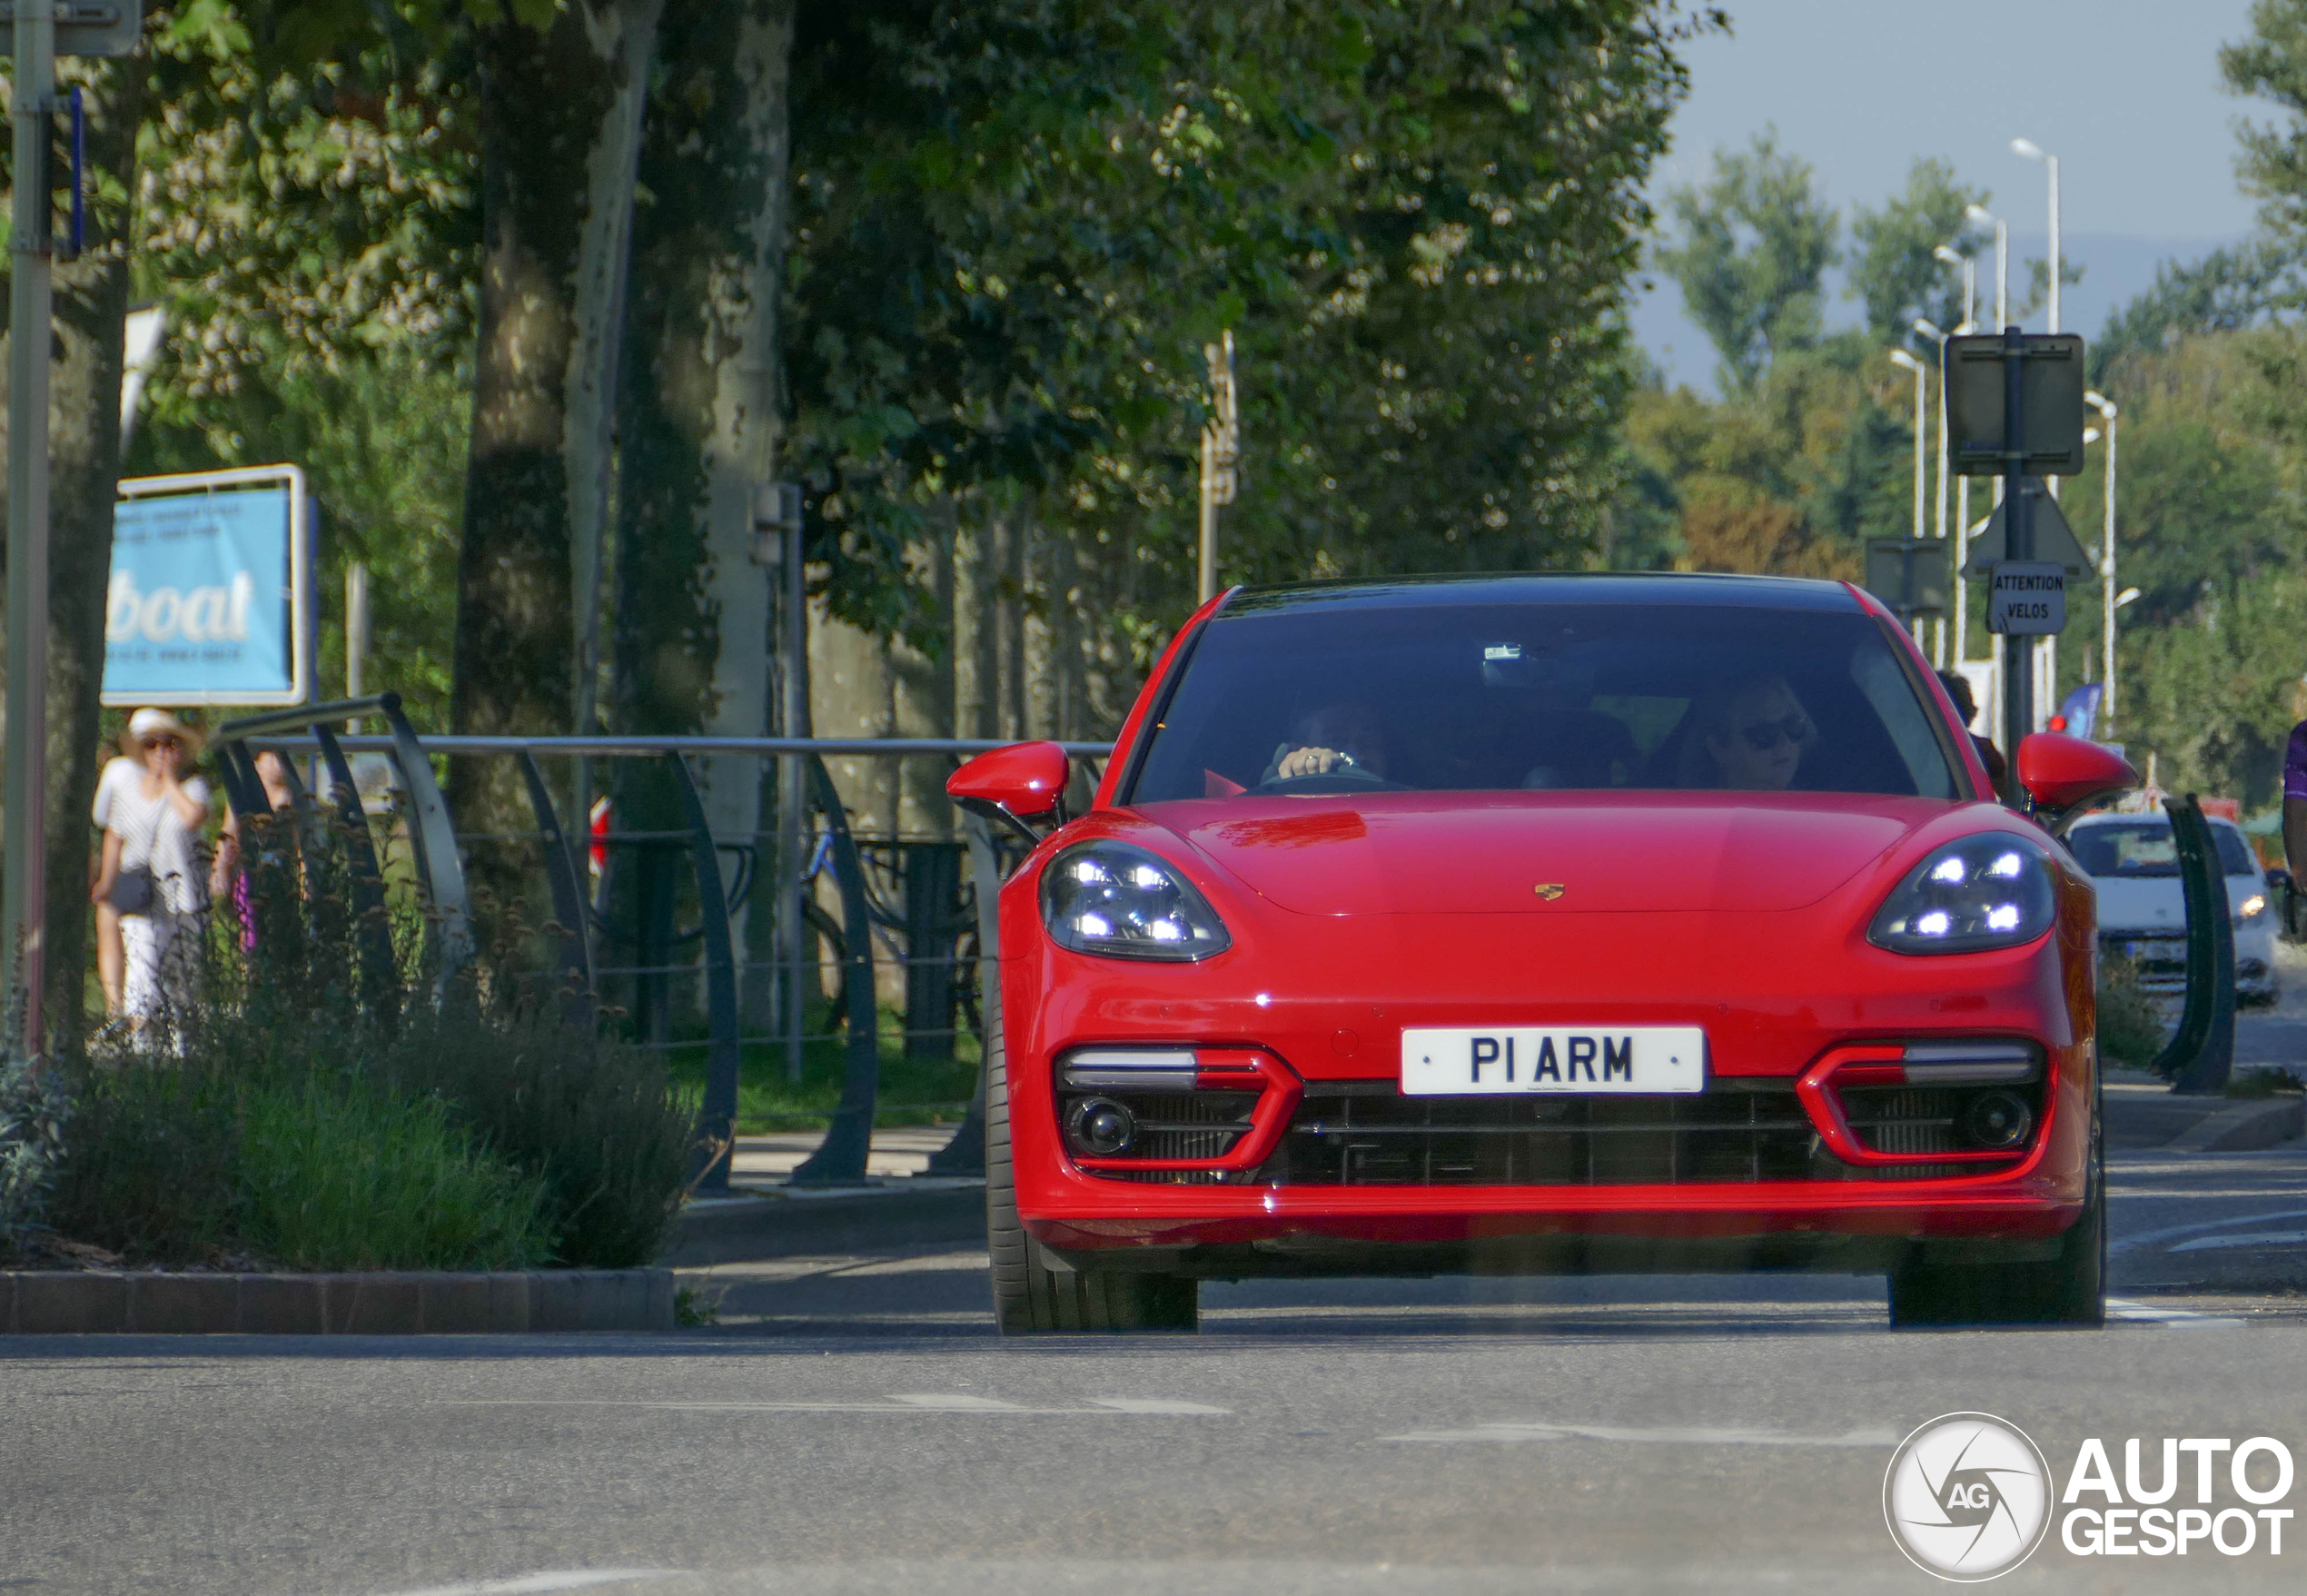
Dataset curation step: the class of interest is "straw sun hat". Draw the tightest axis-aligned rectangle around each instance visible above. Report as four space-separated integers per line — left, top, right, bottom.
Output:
118 707 204 761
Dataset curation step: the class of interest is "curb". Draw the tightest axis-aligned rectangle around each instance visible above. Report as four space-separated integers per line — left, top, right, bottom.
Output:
2166 1096 2307 1155
665 1179 985 1266
0 1267 676 1335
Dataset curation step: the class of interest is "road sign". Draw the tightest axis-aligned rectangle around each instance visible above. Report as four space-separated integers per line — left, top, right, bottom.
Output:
1863 537 1950 619
103 464 312 707
1987 561 2065 635
1945 332 2086 476
1962 481 2094 575
0 1 140 55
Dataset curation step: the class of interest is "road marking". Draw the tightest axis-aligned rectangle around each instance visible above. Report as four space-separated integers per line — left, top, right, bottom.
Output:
1084 1397 1233 1414
435 1395 1230 1417
1383 1421 1898 1447
2169 1230 2307 1254
362 1572 669 1596
2107 1206 2307 1254
2106 1298 2247 1329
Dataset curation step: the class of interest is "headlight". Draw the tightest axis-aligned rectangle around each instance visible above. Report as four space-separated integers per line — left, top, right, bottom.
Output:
2241 894 2269 921
1041 841 1231 961
1869 834 2056 955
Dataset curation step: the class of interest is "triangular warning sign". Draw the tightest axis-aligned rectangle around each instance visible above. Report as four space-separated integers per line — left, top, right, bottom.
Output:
1963 480 2096 577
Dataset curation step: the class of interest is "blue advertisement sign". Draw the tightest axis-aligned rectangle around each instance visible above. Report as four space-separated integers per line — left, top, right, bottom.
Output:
104 468 309 707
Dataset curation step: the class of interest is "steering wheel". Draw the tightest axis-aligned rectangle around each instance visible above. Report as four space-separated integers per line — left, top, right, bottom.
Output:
1254 768 1409 796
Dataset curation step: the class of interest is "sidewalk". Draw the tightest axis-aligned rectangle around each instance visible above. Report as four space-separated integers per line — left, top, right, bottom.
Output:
728 1127 960 1188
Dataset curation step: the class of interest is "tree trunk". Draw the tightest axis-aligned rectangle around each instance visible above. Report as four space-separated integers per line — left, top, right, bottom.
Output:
611 0 796 1020
451 2 655 923
0 55 145 1053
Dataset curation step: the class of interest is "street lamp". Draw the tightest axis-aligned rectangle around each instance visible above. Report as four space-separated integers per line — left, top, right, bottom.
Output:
2012 138 2060 335
1887 348 1929 647
2085 389 2120 737
1965 203 2008 332
1913 319 1954 666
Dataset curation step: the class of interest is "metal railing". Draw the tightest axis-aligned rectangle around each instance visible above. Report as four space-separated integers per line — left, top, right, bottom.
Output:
216 694 1114 1191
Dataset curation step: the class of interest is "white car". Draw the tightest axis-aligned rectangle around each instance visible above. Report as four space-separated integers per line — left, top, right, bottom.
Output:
2068 811 2278 1005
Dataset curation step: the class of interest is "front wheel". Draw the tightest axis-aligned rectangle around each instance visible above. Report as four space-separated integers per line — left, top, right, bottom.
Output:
984 987 1198 1334
1888 1086 2105 1330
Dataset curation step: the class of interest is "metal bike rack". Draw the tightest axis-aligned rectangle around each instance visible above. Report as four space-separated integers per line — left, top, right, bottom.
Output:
2154 794 2237 1095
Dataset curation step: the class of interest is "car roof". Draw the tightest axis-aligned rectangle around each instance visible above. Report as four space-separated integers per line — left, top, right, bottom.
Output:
1220 571 1864 618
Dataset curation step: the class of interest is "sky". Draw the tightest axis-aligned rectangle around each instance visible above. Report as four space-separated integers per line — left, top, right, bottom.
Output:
1636 0 2268 390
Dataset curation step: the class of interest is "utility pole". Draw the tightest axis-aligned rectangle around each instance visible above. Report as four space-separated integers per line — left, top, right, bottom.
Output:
1196 331 1239 606
2085 391 2119 736
5 1 56 1048
2 1 136 1050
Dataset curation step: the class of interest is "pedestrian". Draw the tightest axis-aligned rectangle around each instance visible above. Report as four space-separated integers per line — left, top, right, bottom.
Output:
89 709 213 1037
210 748 298 947
1937 669 2007 789
88 738 144 1017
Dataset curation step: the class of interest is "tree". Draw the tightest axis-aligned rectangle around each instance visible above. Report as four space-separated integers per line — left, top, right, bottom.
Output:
1654 129 1837 392
2223 0 2307 241
1846 157 1985 347
3 52 148 1049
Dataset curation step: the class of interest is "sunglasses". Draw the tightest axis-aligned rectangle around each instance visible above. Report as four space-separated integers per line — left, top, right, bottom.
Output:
140 736 182 751
1735 713 1812 752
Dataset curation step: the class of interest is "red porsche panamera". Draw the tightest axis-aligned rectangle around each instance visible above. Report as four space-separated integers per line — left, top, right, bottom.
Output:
947 574 2138 1334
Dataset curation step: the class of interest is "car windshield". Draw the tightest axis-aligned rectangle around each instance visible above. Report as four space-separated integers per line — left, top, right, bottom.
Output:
1125 594 1963 803
2071 821 2258 877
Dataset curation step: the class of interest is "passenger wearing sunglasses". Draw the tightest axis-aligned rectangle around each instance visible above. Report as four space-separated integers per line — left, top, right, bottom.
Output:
1682 675 1816 792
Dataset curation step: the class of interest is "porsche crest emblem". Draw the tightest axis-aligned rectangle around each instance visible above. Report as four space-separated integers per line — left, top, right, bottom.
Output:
1533 883 1566 901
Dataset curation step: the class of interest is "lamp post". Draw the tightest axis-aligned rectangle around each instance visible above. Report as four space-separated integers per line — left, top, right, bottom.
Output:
1196 331 1240 605
1913 320 1954 666
2085 390 2119 738
1935 244 1978 669
1966 203 2008 332
1886 348 1930 641
2012 138 2060 335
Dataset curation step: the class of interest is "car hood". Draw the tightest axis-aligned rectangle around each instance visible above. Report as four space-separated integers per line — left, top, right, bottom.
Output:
1144 791 1963 915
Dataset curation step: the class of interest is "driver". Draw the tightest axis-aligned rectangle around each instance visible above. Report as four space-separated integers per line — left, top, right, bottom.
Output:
1680 674 1816 791
1265 700 1390 782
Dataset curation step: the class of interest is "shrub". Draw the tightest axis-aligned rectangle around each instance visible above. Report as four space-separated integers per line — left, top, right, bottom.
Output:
0 1027 70 1255
374 1000 692 1267
48 1056 242 1263
237 1074 550 1271
2098 954 2167 1071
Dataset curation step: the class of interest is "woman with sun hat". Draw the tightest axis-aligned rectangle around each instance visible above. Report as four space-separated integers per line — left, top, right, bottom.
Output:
89 708 213 1036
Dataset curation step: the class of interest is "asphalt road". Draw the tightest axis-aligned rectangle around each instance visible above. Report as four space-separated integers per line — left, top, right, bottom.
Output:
10 1131 2307 1596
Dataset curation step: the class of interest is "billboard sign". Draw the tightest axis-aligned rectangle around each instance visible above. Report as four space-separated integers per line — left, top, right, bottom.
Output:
103 464 310 707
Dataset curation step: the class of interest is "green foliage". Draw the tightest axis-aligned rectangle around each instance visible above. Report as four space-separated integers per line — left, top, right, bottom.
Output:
127 5 479 727
0 1036 74 1254
2224 0 2307 241
372 1000 693 1268
46 1054 244 1263
789 0 1708 657
2096 954 2166 1071
235 1073 550 1271
1654 129 1838 392
1846 158 1986 347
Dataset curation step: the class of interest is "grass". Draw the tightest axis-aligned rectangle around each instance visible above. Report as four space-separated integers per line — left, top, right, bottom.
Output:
666 1004 983 1132
237 1074 551 1271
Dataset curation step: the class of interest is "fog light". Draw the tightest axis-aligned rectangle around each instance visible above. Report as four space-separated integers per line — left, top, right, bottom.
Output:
1064 1096 1138 1157
1960 1089 2033 1151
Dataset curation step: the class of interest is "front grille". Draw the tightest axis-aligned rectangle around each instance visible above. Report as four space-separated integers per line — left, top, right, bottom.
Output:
1056 1089 1260 1163
1255 1082 1819 1186
1838 1081 2041 1162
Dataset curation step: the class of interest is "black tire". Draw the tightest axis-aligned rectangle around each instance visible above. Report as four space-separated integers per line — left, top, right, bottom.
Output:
1888 1079 2105 1329
984 988 1198 1334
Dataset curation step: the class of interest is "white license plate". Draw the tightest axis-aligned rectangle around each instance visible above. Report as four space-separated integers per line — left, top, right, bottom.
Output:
1401 1026 1707 1095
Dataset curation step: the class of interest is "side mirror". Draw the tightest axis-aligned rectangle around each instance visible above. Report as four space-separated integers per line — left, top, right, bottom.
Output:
947 740 1070 843
2015 732 2139 831
2268 867 2294 893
